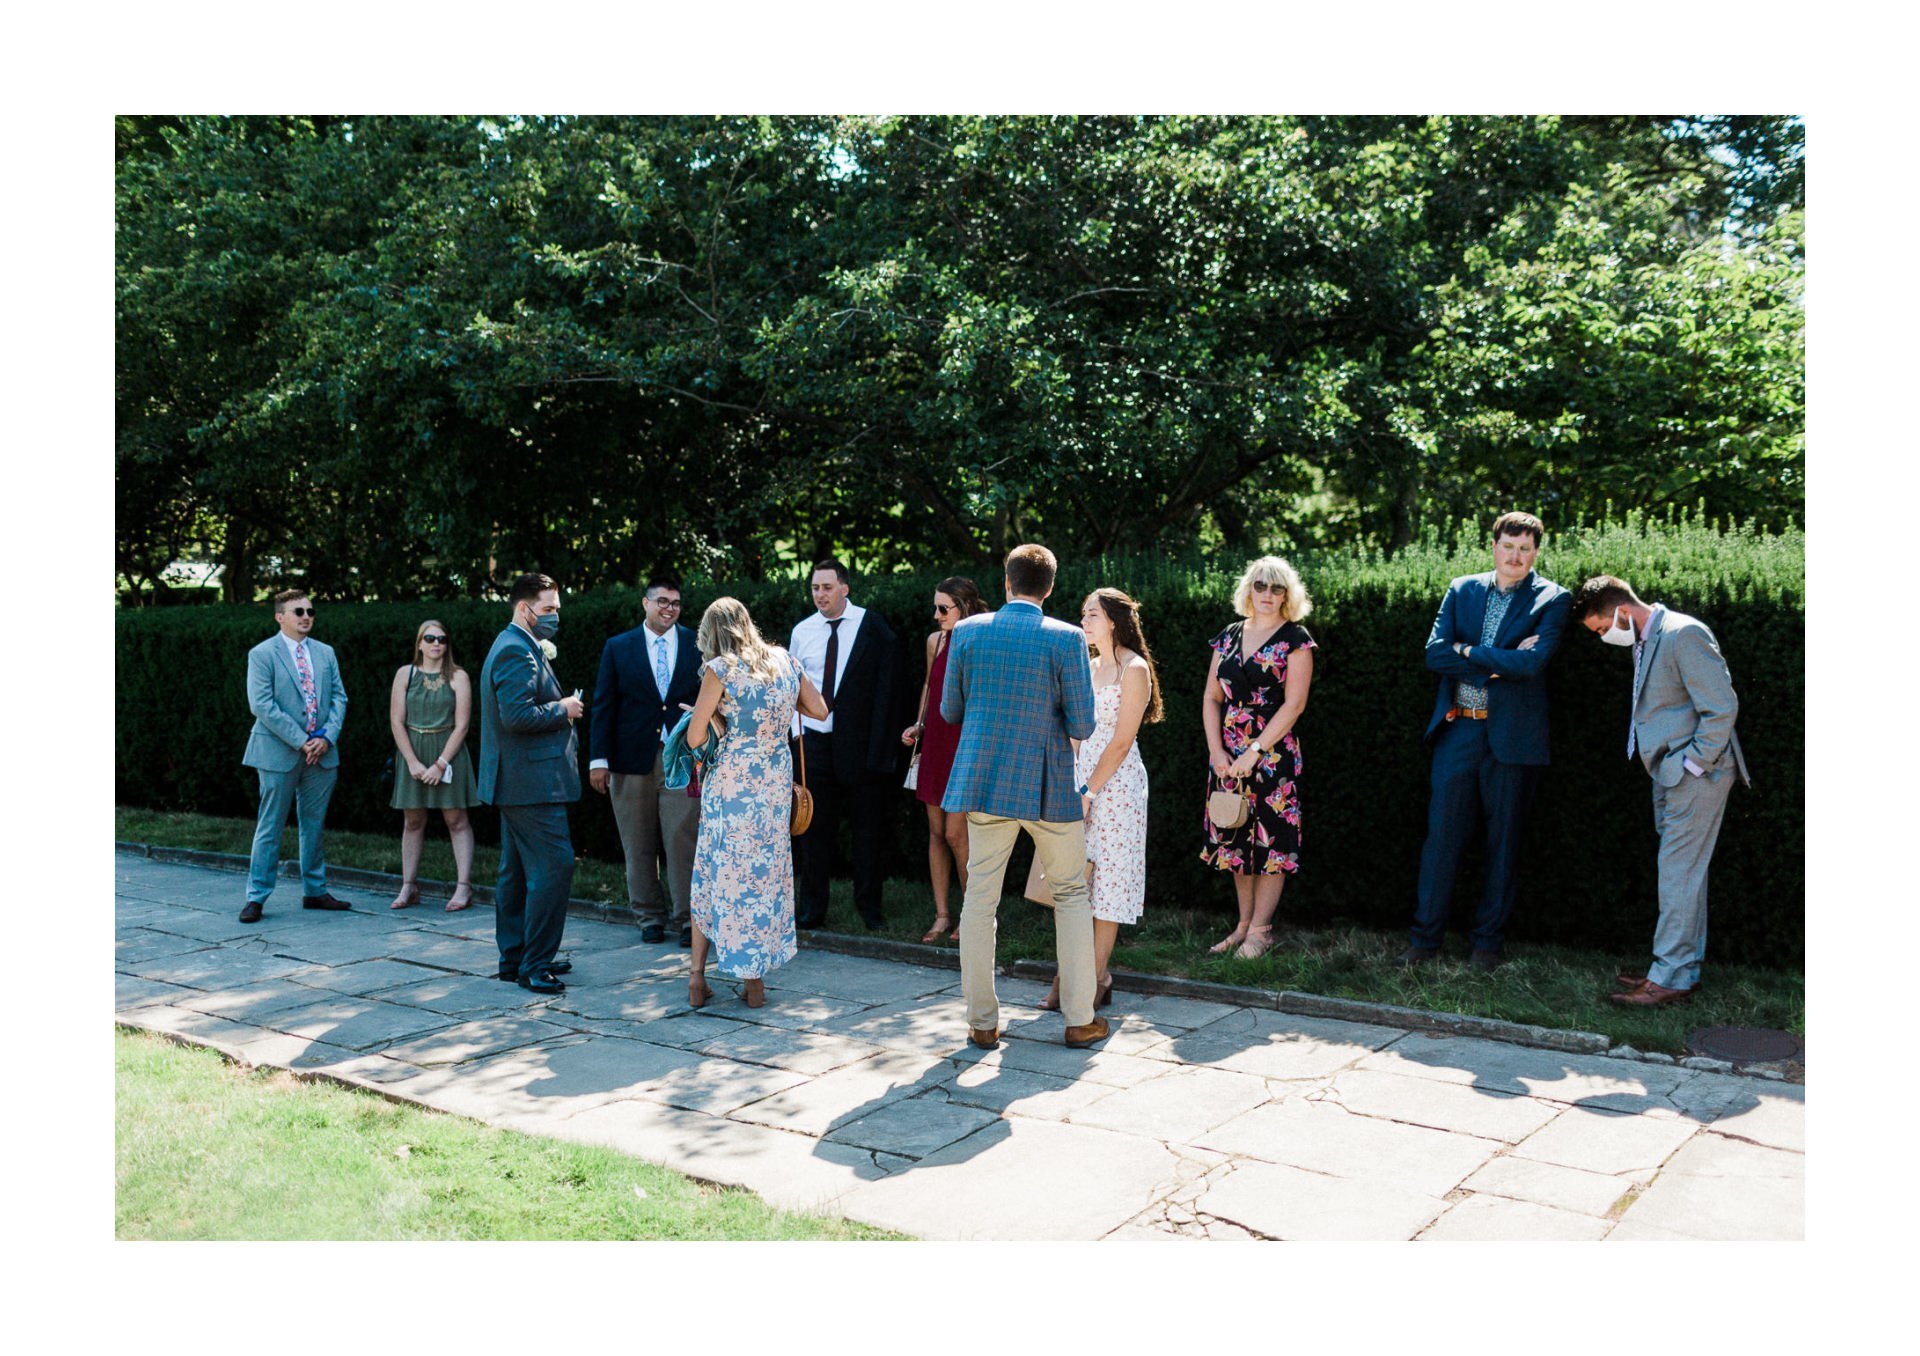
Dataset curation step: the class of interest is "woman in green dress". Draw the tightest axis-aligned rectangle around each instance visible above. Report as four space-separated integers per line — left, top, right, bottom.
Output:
387 619 479 910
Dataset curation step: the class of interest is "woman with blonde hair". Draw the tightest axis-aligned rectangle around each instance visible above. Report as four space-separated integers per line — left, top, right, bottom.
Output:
386 619 479 910
1200 556 1317 958
684 597 829 1009
901 575 990 943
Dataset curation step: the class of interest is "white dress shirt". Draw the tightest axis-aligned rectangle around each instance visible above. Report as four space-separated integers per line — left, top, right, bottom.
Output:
590 623 679 772
790 602 865 734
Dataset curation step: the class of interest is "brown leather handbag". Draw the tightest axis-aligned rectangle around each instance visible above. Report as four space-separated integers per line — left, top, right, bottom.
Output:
791 732 814 836
1208 776 1251 831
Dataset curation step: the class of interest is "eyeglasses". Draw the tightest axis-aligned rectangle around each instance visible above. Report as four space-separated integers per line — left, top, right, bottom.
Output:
287 606 314 616
422 635 447 645
649 598 682 610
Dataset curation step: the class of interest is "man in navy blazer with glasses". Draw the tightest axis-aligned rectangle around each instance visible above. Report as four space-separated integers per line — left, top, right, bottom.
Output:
1400 511 1571 972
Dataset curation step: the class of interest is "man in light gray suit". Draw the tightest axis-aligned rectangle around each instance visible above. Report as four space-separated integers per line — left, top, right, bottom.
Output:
478 572 584 994
1572 575 1750 1006
239 589 349 922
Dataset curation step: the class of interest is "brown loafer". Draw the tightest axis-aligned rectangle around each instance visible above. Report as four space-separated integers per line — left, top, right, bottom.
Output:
1614 971 1648 988
1063 1017 1110 1048
968 1027 1000 1049
1610 979 1693 1006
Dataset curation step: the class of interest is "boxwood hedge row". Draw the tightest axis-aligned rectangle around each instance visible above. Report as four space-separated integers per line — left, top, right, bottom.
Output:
115 514 1803 964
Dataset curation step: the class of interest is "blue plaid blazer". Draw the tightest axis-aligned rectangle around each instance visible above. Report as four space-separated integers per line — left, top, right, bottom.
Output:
939 601 1096 822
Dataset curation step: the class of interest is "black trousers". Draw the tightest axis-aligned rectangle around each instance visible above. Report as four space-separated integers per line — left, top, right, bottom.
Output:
495 802 574 978
795 731 889 926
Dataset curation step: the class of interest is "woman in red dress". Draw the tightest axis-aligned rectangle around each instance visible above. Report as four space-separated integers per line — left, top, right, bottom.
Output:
901 575 990 942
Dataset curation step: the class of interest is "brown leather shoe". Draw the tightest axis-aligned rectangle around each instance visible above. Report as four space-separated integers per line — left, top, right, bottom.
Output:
968 1027 1000 1049
1063 1017 1110 1048
1616 971 1704 994
1610 979 1693 1006
238 901 263 923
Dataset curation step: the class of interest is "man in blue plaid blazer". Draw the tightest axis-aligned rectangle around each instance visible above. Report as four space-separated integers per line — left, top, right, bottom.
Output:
941 544 1108 1049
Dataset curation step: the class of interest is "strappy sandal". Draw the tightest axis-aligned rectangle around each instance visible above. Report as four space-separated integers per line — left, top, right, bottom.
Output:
743 978 766 1009
388 882 420 910
1209 928 1248 955
1037 979 1061 1012
1235 925 1276 961
920 915 955 944
1095 976 1114 1009
688 978 712 1009
444 883 473 912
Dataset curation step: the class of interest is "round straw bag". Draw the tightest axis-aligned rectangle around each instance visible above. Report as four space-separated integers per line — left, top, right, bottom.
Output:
791 732 814 836
1207 776 1251 831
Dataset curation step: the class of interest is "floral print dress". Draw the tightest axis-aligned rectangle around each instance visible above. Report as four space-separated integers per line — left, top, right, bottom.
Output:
690 651 802 978
1201 620 1316 876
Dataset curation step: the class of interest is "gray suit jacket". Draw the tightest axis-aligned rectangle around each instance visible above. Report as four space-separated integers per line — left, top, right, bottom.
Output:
1634 608 1750 788
477 623 581 806
243 635 346 772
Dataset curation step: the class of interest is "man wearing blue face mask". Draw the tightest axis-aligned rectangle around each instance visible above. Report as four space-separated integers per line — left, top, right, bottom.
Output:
478 572 584 994
1571 575 1750 1006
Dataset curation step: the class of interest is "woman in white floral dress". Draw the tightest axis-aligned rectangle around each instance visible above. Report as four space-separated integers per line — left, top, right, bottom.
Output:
684 598 829 1009
1037 588 1162 1012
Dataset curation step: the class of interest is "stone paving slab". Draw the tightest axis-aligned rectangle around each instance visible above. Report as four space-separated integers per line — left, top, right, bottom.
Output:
1419 1193 1613 1241
1321 1067 1562 1143
1459 1154 1643 1217
113 854 1806 1241
1190 1158 1451 1241
836 1116 1198 1240
1197 1097 1503 1198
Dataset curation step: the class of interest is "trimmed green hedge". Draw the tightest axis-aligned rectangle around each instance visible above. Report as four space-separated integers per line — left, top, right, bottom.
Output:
116 514 1803 964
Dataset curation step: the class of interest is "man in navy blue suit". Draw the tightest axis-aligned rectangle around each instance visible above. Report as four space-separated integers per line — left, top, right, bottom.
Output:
1400 512 1570 972
590 574 704 946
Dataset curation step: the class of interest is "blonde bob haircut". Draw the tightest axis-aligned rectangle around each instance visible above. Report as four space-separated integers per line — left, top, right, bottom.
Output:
695 597 787 684
1232 556 1313 622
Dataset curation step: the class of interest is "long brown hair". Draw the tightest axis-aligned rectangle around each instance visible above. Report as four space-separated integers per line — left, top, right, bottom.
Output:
1085 588 1164 724
935 575 989 623
410 618 463 675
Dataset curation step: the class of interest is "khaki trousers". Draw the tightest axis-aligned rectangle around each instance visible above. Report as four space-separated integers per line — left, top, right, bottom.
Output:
609 765 700 926
959 813 1096 1030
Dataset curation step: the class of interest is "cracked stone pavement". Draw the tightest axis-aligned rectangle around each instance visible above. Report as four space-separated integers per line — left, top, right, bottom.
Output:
114 855 1804 1240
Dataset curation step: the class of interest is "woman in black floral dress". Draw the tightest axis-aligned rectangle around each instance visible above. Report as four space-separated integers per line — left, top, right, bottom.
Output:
1201 556 1317 958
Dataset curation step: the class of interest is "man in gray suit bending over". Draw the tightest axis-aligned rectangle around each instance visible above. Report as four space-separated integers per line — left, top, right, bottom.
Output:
1572 575 1750 1007
478 572 585 994
240 589 349 922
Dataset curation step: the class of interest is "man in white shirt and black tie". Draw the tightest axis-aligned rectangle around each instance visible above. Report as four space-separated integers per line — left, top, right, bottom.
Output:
589 574 704 946
789 558 900 930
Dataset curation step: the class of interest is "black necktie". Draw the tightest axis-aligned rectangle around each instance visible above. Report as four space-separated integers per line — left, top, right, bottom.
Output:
821 617 843 713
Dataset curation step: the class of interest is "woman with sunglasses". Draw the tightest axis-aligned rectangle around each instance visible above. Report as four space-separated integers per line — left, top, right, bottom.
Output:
900 576 989 943
387 620 479 910
1200 557 1317 958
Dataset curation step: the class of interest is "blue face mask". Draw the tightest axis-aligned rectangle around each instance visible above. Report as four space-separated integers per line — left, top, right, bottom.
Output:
530 611 559 641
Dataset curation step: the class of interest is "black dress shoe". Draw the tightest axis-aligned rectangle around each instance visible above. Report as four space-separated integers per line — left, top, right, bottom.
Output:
860 914 885 932
238 901 264 923
302 893 351 911
1395 946 1439 966
678 926 693 948
518 971 565 994
547 959 573 975
640 923 666 944
1468 949 1504 973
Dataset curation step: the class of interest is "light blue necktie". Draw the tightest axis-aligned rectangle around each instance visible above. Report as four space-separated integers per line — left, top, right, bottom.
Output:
655 634 673 743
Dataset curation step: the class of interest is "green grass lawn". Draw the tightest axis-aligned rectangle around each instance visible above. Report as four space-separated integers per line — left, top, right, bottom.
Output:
116 806 1803 1056
115 1028 903 1240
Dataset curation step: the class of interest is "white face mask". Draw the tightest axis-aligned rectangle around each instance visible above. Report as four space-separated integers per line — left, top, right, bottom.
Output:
1599 606 1636 648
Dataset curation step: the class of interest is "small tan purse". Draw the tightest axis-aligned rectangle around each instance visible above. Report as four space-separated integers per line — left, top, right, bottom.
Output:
791 731 814 836
1208 777 1251 831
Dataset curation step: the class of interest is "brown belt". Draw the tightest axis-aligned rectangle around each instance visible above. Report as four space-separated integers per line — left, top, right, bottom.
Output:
1446 706 1489 722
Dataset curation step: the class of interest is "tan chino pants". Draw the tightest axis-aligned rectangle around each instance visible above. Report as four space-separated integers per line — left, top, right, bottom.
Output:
959 813 1097 1030
609 764 700 926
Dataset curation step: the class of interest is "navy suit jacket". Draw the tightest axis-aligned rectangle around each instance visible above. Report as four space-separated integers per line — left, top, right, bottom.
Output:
1422 570 1571 767
589 623 702 776
477 623 581 806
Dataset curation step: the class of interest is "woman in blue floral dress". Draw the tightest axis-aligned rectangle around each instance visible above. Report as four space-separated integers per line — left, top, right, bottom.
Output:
685 598 829 1009
1200 557 1317 960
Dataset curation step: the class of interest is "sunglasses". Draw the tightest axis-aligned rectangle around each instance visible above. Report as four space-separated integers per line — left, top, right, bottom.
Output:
422 635 447 645
287 606 314 617
934 603 955 615
1249 580 1282 594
